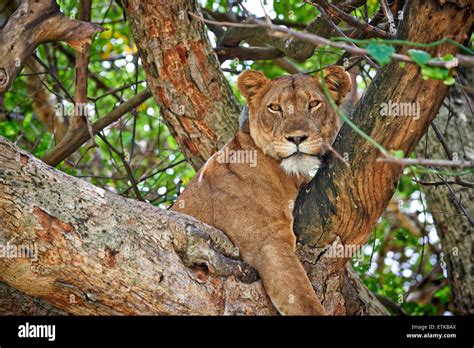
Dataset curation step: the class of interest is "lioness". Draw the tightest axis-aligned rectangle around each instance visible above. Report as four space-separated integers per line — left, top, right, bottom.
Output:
172 66 351 315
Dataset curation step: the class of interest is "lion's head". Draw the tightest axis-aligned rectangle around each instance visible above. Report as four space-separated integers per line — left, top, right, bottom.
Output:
237 66 351 176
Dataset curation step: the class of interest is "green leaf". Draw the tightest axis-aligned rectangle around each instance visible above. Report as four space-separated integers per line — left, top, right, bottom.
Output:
442 53 455 61
367 44 395 66
408 49 431 66
398 62 406 68
390 149 405 159
421 65 450 81
443 76 455 85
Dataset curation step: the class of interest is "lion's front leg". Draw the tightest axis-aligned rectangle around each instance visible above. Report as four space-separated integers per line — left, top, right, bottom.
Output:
247 238 326 316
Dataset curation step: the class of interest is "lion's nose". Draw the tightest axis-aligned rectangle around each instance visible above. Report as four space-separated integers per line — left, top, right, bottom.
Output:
285 135 308 145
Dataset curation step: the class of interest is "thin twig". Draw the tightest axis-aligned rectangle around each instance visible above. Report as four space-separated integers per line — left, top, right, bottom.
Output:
431 120 473 188
324 141 350 167
377 157 474 168
97 133 144 201
412 178 474 188
380 0 396 36
308 0 391 38
188 12 467 69
42 90 152 166
311 2 378 69
32 55 75 102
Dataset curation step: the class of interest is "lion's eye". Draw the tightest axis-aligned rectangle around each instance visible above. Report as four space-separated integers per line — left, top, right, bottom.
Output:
268 104 282 112
309 100 321 110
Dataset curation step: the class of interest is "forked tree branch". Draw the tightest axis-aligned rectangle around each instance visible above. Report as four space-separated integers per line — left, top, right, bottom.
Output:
0 0 104 95
308 0 391 38
189 12 471 69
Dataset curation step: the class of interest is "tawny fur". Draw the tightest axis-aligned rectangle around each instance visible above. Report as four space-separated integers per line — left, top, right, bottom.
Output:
172 66 351 315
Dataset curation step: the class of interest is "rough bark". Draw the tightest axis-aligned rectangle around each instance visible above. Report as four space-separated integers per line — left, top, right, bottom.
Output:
291 0 472 315
293 0 472 248
418 68 473 314
0 0 388 316
0 0 104 95
124 0 241 170
0 281 67 315
0 137 269 315
0 137 387 315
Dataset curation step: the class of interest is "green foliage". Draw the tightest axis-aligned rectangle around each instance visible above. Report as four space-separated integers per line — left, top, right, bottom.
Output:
408 49 431 66
407 50 459 85
366 43 395 66
421 65 454 85
406 50 456 85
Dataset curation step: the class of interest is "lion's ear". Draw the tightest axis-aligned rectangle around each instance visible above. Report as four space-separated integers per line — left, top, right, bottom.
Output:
237 70 269 100
319 66 352 105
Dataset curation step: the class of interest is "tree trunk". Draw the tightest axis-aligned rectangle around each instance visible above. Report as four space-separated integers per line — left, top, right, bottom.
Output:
0 137 387 315
0 281 67 315
124 0 241 170
293 0 471 247
290 0 471 314
418 68 473 314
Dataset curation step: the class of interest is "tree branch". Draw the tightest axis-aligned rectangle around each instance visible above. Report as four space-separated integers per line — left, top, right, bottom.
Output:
190 12 471 69
215 46 284 62
377 157 474 168
216 0 367 62
293 0 472 248
0 0 104 95
416 67 474 314
70 0 93 131
0 136 387 315
308 0 391 38
41 90 152 166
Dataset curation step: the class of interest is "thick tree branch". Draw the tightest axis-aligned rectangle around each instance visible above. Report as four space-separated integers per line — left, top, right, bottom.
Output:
0 0 394 316
0 281 67 315
215 46 284 62
0 137 387 315
0 0 104 95
0 0 67 143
